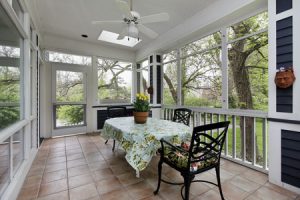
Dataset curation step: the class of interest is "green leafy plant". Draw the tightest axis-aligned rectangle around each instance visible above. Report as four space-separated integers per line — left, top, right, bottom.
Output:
133 93 150 112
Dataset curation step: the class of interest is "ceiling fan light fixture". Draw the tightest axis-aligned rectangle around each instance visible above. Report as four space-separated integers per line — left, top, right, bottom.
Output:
128 23 139 39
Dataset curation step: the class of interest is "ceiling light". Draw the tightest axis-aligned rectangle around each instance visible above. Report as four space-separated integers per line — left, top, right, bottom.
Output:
128 23 139 39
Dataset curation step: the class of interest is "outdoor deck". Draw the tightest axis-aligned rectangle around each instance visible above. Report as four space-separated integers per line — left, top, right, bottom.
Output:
17 134 299 200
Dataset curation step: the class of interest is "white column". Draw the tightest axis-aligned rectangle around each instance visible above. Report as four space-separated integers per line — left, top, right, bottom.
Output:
148 53 162 118
86 56 97 133
176 49 182 106
221 28 228 109
23 13 31 158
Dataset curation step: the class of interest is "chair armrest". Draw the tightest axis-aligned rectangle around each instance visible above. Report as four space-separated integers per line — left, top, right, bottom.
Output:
160 138 188 156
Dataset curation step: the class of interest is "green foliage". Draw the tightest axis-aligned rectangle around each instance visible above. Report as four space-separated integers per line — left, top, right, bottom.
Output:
57 105 84 126
0 66 20 129
163 90 176 105
184 96 221 108
0 107 20 129
133 93 150 112
56 71 84 102
54 71 85 127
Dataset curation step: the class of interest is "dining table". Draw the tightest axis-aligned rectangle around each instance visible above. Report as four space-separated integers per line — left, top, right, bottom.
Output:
101 116 192 177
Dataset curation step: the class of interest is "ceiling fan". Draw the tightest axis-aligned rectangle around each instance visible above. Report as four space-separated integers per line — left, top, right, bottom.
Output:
92 0 170 40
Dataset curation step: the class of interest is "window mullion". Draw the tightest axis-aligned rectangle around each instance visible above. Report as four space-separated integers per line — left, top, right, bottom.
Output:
221 28 229 109
176 49 182 106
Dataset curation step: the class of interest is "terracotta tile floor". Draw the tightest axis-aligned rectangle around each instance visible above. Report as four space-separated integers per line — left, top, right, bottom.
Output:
17 134 300 200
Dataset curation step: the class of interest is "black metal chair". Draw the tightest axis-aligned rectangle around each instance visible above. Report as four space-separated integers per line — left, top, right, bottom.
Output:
104 106 127 151
154 121 230 200
172 108 192 126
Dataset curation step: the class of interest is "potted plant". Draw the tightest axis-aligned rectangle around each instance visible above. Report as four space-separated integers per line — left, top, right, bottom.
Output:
133 93 150 124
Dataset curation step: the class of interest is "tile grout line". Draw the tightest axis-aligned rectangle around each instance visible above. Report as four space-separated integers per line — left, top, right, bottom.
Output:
64 137 71 200
35 141 50 200
79 135 101 199
88 135 102 199
92 135 131 200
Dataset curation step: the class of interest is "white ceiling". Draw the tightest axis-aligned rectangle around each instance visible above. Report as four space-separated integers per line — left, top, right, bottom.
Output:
33 0 218 50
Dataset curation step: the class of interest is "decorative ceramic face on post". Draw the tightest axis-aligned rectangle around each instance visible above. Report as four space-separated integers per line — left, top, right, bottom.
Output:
275 68 295 89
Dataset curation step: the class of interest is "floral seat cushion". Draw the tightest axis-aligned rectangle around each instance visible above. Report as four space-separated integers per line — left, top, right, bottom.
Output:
163 144 218 172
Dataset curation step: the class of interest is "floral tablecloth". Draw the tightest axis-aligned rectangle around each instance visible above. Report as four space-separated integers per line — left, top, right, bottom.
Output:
102 117 192 171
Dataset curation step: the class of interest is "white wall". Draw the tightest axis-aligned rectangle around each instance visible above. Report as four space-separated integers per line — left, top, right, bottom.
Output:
39 62 52 138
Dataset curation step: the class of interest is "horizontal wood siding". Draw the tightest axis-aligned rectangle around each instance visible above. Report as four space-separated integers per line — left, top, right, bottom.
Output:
276 17 293 113
282 130 300 188
276 0 292 14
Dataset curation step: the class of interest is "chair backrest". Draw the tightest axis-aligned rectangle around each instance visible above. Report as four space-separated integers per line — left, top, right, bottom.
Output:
188 121 230 166
172 108 192 126
107 106 127 118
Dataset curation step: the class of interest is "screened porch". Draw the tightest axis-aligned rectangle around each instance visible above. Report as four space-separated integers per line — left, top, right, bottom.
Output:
1 0 300 200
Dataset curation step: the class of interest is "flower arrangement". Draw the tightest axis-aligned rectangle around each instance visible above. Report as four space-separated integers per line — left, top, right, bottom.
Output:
133 93 150 112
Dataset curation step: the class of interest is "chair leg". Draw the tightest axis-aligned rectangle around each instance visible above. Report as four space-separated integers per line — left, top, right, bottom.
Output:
105 140 108 144
154 160 163 195
183 175 191 200
216 166 225 200
112 140 116 151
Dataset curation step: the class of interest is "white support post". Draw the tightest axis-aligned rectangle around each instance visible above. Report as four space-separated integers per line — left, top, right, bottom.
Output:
176 49 182 106
23 13 31 159
148 53 163 118
86 56 97 133
221 28 228 109
132 62 137 102
153 57 157 105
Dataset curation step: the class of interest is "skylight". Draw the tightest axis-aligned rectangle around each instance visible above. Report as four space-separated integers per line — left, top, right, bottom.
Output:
98 30 141 47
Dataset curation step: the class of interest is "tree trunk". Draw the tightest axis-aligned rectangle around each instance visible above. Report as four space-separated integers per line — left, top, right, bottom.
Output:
163 74 177 104
229 40 254 162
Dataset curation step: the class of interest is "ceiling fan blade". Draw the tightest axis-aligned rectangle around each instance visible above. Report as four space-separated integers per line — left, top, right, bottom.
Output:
115 0 132 19
117 28 128 40
137 24 158 39
91 20 123 25
139 13 170 24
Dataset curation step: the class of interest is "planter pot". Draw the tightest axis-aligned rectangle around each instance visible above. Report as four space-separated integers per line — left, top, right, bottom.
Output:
133 111 149 124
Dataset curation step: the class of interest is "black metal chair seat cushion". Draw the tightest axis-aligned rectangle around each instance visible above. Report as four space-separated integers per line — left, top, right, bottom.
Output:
163 144 218 172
